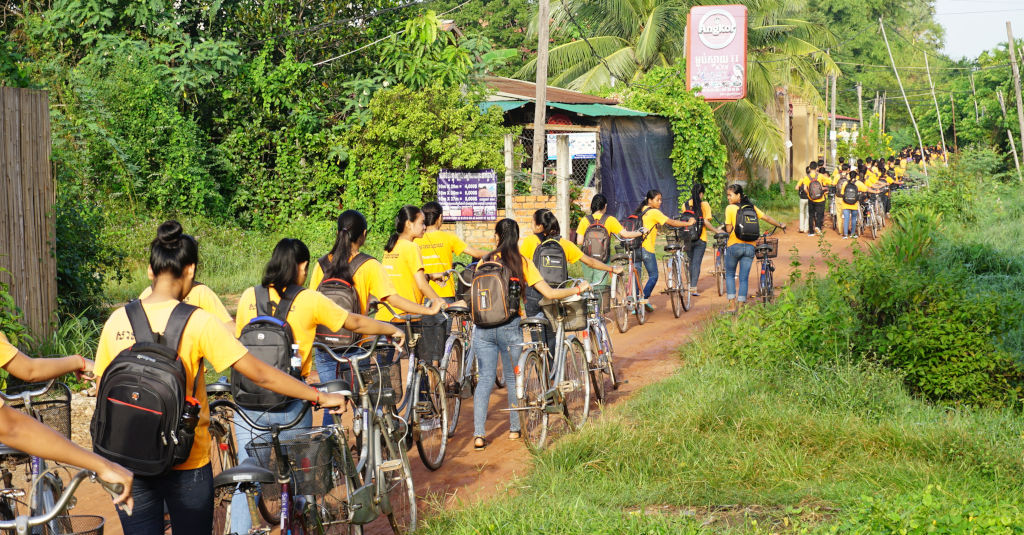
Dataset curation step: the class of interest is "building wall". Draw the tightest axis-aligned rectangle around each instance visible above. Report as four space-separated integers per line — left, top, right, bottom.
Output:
726 94 820 187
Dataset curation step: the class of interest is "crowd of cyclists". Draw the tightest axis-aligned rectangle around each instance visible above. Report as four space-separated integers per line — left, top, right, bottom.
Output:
0 145 941 534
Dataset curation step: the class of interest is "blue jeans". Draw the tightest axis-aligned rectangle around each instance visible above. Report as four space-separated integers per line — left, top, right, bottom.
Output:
843 209 858 236
230 399 313 534
472 317 521 437
685 240 707 289
117 464 213 534
641 249 658 299
725 243 755 302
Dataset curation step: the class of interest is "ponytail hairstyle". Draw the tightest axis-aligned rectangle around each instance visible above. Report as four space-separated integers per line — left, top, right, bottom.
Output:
483 218 525 287
590 194 608 214
325 210 368 283
635 189 661 214
384 205 422 253
150 220 199 278
533 209 560 239
689 182 706 213
727 183 751 207
262 238 310 293
422 201 443 227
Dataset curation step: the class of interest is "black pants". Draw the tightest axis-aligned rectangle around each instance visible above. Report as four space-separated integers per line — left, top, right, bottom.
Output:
808 201 825 233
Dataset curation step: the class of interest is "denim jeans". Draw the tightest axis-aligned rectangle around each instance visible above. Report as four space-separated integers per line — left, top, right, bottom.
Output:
641 249 659 299
472 317 521 437
684 239 707 290
117 464 213 534
842 209 858 236
725 243 755 302
230 399 313 534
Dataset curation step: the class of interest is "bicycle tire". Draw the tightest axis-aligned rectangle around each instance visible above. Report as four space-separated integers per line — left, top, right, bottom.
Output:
635 263 647 325
209 419 237 535
682 255 692 312
258 482 282 525
414 366 448 471
587 329 606 403
562 337 590 432
716 253 726 296
613 271 629 333
518 351 549 451
869 217 877 239
667 258 683 318
440 336 463 439
35 473 72 535
494 358 506 388
380 417 417 534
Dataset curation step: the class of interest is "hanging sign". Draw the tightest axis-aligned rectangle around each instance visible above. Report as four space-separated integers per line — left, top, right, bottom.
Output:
437 169 498 221
686 4 748 101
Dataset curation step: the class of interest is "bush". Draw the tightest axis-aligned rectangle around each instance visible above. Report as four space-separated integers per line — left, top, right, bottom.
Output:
55 185 126 319
0 271 32 348
825 486 1024 534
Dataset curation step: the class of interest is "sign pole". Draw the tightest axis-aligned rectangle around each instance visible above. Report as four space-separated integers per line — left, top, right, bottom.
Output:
530 0 551 193
556 135 571 234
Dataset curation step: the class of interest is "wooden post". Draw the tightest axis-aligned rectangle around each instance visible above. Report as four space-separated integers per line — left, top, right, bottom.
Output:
950 93 960 153
530 0 551 193
998 91 1024 182
857 82 863 127
555 134 571 234
880 18 927 177
830 74 838 169
1006 22 1024 158
881 90 887 132
504 133 515 220
923 51 948 160
969 71 980 121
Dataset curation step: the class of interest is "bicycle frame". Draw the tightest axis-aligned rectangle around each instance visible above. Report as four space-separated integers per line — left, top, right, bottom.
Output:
0 470 122 535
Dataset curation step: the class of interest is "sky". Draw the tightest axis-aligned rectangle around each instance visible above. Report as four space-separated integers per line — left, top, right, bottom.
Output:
936 0 1024 60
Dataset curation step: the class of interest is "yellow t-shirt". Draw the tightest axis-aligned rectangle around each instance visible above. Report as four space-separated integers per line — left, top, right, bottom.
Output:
235 287 350 376
837 180 868 211
309 254 397 316
0 332 18 368
796 175 831 203
140 283 233 324
724 204 767 246
574 213 626 238
519 234 585 267
414 231 468 298
94 300 248 470
683 200 713 242
377 239 426 322
640 208 670 253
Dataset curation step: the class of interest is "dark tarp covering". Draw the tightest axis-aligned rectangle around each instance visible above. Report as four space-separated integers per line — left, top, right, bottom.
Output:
599 116 678 222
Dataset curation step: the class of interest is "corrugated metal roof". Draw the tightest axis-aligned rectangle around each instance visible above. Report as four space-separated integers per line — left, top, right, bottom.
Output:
482 76 618 105
548 102 647 117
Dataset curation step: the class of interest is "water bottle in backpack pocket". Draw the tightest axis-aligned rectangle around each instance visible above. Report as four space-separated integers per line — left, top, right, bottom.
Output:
232 285 304 410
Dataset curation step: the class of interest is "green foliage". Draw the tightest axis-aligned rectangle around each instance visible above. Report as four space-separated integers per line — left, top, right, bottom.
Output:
0 39 32 87
0 271 32 348
622 66 729 209
55 185 126 319
826 486 1024 534
840 124 894 160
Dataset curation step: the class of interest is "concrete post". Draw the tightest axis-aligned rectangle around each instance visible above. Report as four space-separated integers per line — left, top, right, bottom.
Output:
556 134 571 236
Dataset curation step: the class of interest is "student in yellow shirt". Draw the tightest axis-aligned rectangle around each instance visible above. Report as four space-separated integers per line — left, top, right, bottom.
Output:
378 206 445 321
574 194 643 286
797 167 830 236
471 218 590 450
722 184 787 314
309 210 438 383
635 190 697 312
681 183 717 295
416 201 488 300
94 221 348 535
139 232 233 330
837 171 868 239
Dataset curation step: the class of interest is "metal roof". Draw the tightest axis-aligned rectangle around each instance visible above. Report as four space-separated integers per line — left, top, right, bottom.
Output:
479 100 648 117
482 76 618 105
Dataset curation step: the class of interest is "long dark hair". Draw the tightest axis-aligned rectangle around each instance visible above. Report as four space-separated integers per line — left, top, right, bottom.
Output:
385 205 421 253
689 182 706 213
635 189 661 214
533 209 560 239
150 220 199 278
422 201 443 226
483 218 525 286
590 194 607 213
262 238 310 292
325 210 368 283
727 183 751 207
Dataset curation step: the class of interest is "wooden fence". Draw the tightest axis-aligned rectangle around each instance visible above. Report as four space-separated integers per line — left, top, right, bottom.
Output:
0 87 56 339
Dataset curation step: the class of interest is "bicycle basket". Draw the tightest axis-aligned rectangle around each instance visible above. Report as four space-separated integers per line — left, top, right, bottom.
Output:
246 427 338 496
3 382 72 439
0 515 106 535
539 294 589 332
664 229 683 248
754 237 779 259
592 284 611 314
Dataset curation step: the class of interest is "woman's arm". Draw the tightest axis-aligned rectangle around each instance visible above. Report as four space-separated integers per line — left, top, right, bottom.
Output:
579 255 621 274
532 279 591 301
618 229 643 239
342 314 406 348
231 354 345 408
2 352 91 383
463 245 489 259
414 269 442 303
664 217 697 228
384 294 443 316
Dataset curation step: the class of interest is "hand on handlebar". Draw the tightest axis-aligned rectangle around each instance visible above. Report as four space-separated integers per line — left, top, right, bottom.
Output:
317 392 348 414
577 280 592 293
74 355 96 383
425 299 443 315
96 462 134 514
611 265 623 275
390 327 407 353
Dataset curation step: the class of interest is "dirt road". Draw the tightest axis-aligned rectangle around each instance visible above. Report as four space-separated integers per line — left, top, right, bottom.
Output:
70 224 861 533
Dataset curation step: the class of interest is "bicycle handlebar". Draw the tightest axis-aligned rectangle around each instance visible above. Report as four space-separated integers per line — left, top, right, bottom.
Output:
0 470 125 533
0 380 56 404
209 398 311 433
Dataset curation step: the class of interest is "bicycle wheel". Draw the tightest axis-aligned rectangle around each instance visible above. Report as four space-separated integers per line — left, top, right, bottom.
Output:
587 328 607 403
613 271 629 333
440 336 463 439
667 259 683 319
681 256 692 313
869 215 878 239
562 337 590 432
716 253 726 296
209 420 237 535
518 351 549 451
634 263 647 325
494 358 506 388
381 419 417 534
414 366 448 471
258 481 282 524
35 473 72 535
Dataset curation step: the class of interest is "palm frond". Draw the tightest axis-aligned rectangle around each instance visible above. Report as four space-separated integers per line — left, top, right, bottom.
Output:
715 98 785 169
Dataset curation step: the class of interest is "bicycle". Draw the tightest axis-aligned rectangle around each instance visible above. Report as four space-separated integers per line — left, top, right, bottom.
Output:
578 285 621 403
661 229 691 317
437 301 476 440
512 279 590 451
0 380 74 535
0 469 123 535
860 196 879 240
827 186 839 231
754 227 784 304
609 234 647 333
709 229 729 297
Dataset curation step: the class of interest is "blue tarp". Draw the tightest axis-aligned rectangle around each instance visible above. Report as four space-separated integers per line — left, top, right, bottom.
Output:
599 116 679 222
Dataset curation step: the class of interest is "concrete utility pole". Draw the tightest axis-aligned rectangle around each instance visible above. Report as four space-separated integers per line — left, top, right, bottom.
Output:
555 135 571 232
857 82 863 127
997 92 1024 182
950 93 960 152
830 74 838 168
530 0 551 193
880 17 927 176
969 71 980 121
504 133 515 219
923 52 947 159
1006 22 1024 159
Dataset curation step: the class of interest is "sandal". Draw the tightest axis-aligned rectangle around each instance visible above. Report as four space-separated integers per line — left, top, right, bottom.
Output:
508 431 521 440
474 436 487 450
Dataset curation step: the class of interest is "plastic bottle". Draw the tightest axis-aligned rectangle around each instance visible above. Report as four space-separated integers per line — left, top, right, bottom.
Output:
290 344 302 378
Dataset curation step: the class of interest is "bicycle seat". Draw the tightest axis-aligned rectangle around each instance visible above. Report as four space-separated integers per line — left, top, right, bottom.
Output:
213 458 275 488
519 317 551 330
664 245 681 252
445 305 470 315
206 377 232 394
714 232 729 240
367 387 397 408
755 244 773 252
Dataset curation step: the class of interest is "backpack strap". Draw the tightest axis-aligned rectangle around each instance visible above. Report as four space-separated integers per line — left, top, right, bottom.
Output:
597 214 609 225
318 255 330 274
254 285 273 317
585 214 594 225
125 299 155 344
273 285 304 322
349 253 373 278
163 303 197 354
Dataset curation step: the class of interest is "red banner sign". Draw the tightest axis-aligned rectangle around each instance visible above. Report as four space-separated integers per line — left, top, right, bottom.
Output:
686 4 748 101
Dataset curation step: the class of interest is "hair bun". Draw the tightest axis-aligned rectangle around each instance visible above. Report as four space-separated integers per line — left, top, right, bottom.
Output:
156 220 184 247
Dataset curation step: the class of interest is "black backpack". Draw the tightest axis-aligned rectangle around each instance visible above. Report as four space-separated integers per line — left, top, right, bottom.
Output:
580 214 611 263
807 176 825 201
470 259 520 327
91 300 200 477
315 253 372 348
533 235 568 286
456 262 477 303
734 203 761 242
232 285 303 410
623 208 649 250
842 180 860 204
678 201 702 242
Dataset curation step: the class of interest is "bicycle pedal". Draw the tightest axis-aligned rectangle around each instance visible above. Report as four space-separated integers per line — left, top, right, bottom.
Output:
557 381 577 394
414 401 434 414
380 460 403 472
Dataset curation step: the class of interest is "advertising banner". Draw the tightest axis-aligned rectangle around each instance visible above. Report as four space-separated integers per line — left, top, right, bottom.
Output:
437 169 498 221
546 132 598 160
686 4 748 101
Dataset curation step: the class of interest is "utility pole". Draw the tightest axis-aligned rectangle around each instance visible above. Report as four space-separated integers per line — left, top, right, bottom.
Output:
923 51 947 159
857 82 864 127
823 74 830 165
830 74 838 169
530 0 551 193
881 90 887 132
880 18 927 176
950 93 959 153
1006 22 1024 159
998 91 1024 181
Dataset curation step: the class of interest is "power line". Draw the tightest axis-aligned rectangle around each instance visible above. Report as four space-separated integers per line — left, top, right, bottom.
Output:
935 8 1024 16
